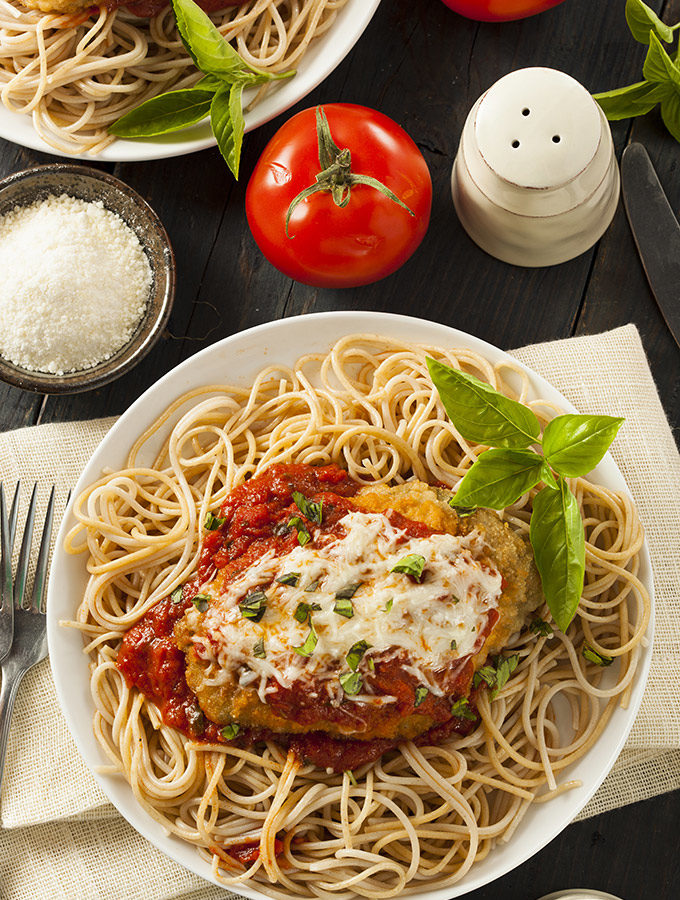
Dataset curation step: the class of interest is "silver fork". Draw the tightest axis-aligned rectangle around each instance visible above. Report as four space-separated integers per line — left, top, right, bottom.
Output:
0 483 57 796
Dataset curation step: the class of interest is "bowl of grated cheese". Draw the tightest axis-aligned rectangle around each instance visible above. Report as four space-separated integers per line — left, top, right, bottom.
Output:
0 164 175 394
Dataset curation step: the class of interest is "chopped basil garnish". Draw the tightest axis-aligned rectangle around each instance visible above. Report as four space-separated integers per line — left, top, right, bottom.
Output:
414 686 429 707
293 601 321 623
339 671 362 695
253 638 266 659
239 590 267 622
333 598 354 619
383 597 394 613
472 654 520 698
450 639 457 652
530 618 553 637
450 698 477 721
292 490 323 525
582 643 614 667
450 504 477 517
335 582 362 600
473 665 496 688
277 572 300 587
221 723 240 740
204 511 226 530
305 578 320 593
192 593 210 613
346 640 370 672
170 586 183 605
293 620 318 657
367 657 375 672
289 516 311 546
390 553 426 581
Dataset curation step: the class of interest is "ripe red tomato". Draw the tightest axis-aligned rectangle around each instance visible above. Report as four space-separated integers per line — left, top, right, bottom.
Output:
245 104 432 288
439 0 566 22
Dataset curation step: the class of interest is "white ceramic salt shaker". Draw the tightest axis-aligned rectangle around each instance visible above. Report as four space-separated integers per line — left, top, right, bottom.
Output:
451 67 620 267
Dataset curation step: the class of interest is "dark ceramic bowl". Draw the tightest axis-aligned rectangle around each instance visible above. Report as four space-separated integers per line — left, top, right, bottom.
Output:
0 164 175 394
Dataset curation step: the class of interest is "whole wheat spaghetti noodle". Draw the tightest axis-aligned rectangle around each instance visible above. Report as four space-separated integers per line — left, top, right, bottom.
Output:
65 334 650 899
0 0 348 154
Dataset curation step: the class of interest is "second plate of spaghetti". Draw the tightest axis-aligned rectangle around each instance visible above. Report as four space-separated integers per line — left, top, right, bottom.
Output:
47 311 653 899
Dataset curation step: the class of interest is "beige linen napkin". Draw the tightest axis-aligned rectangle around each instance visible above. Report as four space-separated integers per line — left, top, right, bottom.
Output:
0 323 678 900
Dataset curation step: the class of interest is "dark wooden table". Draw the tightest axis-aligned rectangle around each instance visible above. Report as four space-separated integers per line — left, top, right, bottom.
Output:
0 0 678 897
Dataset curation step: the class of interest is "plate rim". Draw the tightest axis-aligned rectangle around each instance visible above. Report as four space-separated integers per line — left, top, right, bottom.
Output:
47 310 655 899
0 0 381 162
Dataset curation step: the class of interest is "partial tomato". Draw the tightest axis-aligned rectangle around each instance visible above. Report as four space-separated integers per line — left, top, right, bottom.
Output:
245 104 432 288
439 0 566 22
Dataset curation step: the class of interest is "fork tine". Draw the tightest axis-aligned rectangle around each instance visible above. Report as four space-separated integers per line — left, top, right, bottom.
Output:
31 485 56 613
0 484 15 663
9 482 20 549
14 483 38 610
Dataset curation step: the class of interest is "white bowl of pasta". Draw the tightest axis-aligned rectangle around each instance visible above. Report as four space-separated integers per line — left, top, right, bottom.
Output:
0 0 380 160
47 311 653 899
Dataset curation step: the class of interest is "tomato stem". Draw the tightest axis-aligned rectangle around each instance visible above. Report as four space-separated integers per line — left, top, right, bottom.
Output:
285 106 415 238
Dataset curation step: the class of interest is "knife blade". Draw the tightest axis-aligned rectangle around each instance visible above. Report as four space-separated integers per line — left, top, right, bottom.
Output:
621 142 680 349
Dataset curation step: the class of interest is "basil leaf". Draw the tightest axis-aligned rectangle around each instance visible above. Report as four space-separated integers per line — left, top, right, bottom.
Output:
339 671 362 695
450 639 457 652
221 722 240 740
450 448 552 510
450 698 477 721
333 598 354 619
625 0 674 44
293 621 318 657
367 657 375 672
192 593 210 612
473 665 496 688
109 88 214 137
346 640 370 672
292 490 323 525
542 414 624 477
172 0 250 79
276 572 300 587
253 638 266 659
593 79 670 120
383 597 394 613
583 643 614 667
288 516 311 546
414 686 428 707
205 511 226 530
530 618 553 637
530 480 585 633
390 554 426 581
239 590 267 622
171 586 183 605
293 601 320 624
643 31 680 86
211 82 245 179
491 654 519 698
305 579 320 593
661 90 680 142
427 357 541 449
335 583 361 600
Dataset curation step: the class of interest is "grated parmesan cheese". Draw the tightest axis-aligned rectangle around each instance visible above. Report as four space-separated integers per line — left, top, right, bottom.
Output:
0 193 152 375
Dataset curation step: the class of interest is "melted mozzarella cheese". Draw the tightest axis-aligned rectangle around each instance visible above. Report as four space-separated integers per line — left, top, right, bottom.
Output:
187 511 502 702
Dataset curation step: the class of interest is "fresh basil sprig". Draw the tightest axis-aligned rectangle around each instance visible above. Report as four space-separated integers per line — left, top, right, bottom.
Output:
428 357 623 633
109 0 295 177
593 0 680 143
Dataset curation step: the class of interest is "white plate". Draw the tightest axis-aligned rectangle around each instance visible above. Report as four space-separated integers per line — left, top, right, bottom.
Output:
0 0 380 161
47 311 654 898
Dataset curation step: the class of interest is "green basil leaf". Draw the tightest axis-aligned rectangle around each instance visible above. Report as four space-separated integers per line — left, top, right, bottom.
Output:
253 638 266 659
383 597 394 614
427 357 540 449
221 722 240 740
530 618 553 637
109 88 214 137
542 414 624 477
473 665 496 688
292 490 323 525
450 448 549 510
450 638 457 652
593 80 670 120
305 579 320 593
333 598 354 619
643 31 680 86
414 686 428 707
582 643 614 667
450 698 477 721
276 572 300 587
172 0 249 79
367 657 375 672
288 516 311 546
390 554 426 581
238 590 267 622
625 0 674 44
211 82 245 180
335 582 362 600
346 640 370 672
205 511 226 530
660 90 680 142
170 586 183 605
192 593 210 612
491 654 519 698
294 602 311 624
530 480 585 633
339 671 362 695
293 620 318 657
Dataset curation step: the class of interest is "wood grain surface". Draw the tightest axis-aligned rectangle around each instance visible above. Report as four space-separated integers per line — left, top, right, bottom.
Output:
0 0 678 897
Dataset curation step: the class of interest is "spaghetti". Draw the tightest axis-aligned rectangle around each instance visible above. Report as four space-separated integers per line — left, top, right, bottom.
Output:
0 0 348 155
65 334 650 898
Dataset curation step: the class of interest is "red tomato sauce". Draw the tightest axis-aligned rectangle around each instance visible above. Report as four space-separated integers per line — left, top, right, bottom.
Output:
118 463 489 771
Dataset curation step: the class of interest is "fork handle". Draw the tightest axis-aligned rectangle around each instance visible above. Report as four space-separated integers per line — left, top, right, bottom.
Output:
0 662 25 801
